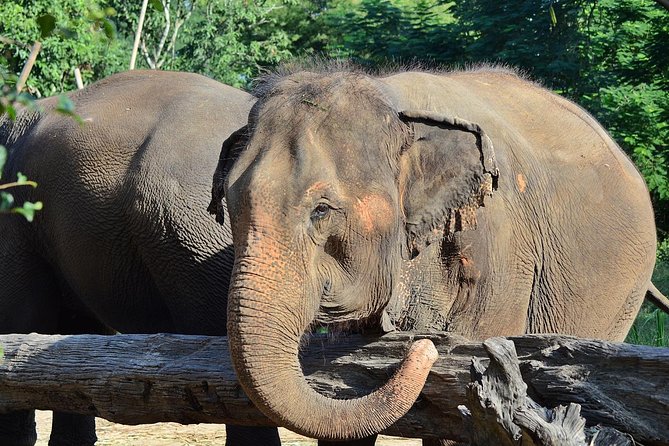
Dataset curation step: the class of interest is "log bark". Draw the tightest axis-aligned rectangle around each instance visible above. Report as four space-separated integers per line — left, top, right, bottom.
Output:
0 332 667 444
459 338 632 446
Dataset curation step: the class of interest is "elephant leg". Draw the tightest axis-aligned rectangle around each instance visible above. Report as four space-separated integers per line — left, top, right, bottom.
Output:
318 434 378 446
48 413 96 446
0 411 37 446
48 298 112 446
225 425 281 446
0 238 60 446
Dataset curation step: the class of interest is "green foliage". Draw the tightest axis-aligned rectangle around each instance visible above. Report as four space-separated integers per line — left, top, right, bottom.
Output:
575 0 669 246
596 83 669 199
658 239 669 263
306 0 457 66
173 0 295 87
36 14 57 39
450 0 587 93
0 82 43 222
627 306 669 347
0 81 35 119
0 0 126 95
0 148 44 222
108 0 299 88
626 260 669 346
0 1 109 221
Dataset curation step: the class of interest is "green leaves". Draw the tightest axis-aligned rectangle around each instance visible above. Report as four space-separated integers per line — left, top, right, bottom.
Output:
168 0 295 87
0 169 43 222
0 0 125 95
11 200 43 222
319 0 457 65
1 91 43 223
549 5 557 27
85 4 117 40
149 0 164 13
55 94 83 124
0 145 6 180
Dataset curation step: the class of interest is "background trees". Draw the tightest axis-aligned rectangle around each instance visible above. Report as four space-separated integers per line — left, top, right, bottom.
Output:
1 0 667 342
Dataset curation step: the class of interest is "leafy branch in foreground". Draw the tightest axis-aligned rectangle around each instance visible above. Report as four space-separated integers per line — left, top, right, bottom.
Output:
1 76 44 222
0 147 43 222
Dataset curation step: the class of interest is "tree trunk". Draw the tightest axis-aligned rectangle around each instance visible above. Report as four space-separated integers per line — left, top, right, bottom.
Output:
0 332 666 444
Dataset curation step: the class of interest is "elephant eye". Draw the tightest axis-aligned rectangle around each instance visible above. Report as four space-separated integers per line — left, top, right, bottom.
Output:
311 203 331 221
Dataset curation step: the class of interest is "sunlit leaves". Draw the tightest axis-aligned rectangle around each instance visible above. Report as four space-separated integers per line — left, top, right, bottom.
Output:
0 0 125 95
0 159 43 221
0 149 43 222
85 5 117 40
11 200 43 222
149 0 164 13
165 0 295 87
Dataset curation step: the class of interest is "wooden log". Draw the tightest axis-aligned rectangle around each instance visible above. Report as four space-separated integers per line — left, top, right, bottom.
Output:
0 332 667 444
460 338 632 446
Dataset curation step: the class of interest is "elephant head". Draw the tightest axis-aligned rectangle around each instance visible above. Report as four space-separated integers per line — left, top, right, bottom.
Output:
209 70 497 439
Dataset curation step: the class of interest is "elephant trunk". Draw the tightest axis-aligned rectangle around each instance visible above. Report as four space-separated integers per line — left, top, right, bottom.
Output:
227 237 438 440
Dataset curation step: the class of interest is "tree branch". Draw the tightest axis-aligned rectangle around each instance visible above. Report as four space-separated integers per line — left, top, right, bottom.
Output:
154 0 171 69
140 39 156 69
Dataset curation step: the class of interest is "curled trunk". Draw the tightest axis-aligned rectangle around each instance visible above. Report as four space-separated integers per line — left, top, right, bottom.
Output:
227 255 438 440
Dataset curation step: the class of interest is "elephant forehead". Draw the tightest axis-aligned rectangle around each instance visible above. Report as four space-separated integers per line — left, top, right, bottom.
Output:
305 181 330 196
354 194 396 233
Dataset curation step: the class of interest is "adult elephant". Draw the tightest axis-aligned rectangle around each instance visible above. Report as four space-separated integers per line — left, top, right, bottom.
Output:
209 66 669 444
0 71 281 446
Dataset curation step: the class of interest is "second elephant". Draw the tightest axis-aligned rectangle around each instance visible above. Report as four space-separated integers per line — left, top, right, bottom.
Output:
0 70 280 446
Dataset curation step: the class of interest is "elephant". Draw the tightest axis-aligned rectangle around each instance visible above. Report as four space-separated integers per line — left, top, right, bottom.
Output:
0 70 282 446
209 65 669 444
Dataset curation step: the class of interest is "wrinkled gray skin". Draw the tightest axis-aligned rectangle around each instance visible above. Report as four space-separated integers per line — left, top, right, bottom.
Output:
210 67 664 444
0 71 281 446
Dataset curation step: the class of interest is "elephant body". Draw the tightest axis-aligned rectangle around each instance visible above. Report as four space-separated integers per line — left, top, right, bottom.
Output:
382 69 655 340
0 71 280 446
210 66 660 442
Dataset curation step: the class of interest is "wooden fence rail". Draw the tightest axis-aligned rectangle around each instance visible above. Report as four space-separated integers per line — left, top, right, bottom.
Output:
0 332 667 444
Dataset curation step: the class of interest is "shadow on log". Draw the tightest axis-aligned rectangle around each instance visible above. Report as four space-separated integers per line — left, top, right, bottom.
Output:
0 332 666 445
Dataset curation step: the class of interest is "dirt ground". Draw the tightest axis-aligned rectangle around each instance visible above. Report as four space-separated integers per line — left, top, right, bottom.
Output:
35 411 421 445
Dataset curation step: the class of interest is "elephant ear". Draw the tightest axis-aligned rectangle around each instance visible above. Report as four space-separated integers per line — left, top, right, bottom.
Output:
208 125 248 225
398 110 499 258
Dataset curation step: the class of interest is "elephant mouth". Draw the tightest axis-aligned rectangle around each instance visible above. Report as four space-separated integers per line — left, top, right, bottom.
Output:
322 279 333 297
309 311 385 338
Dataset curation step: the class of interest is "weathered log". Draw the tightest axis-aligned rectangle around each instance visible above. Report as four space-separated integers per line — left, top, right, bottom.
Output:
459 338 632 446
0 332 667 444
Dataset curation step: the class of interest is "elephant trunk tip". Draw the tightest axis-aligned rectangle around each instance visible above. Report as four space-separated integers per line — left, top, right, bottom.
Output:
394 338 438 394
408 338 439 363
